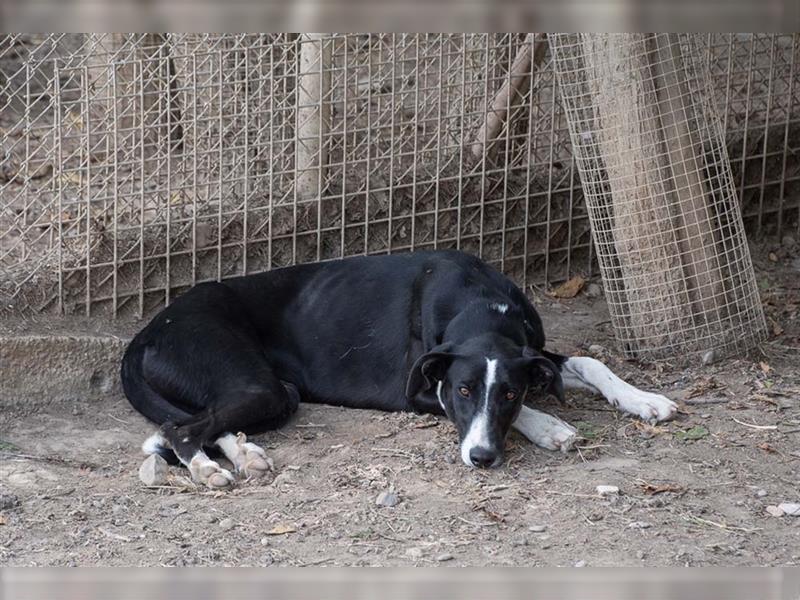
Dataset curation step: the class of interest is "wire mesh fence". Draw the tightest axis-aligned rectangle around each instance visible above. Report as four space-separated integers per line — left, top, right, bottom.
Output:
0 33 798 325
550 33 768 359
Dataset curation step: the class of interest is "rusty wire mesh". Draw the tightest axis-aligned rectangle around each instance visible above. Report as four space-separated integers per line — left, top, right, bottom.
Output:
550 33 769 359
0 33 798 324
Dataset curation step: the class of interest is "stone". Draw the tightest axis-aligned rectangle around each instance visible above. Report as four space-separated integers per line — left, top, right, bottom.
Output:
138 454 168 487
219 518 235 531
766 505 785 517
596 485 619 496
574 560 587 567
701 349 718 366
588 344 606 357
528 525 547 533
585 283 602 298
778 503 800 516
756 489 768 498
435 553 454 562
375 490 400 508
406 547 423 560
0 494 20 510
628 521 652 529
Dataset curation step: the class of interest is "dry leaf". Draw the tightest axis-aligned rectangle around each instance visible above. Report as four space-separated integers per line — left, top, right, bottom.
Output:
631 421 666 439
759 361 772 375
768 252 778 262
0 514 6 525
770 319 784 336
685 377 721 399
757 442 777 454
550 276 585 299
639 482 683 496
266 524 296 535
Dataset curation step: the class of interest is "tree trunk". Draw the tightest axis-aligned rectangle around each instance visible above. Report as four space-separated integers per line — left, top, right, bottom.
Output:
582 34 694 352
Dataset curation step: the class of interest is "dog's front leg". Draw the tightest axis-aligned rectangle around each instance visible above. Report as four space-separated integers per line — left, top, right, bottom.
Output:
513 405 577 453
561 356 677 423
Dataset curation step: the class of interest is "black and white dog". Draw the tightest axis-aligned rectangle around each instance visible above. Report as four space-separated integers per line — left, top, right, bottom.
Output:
122 250 676 488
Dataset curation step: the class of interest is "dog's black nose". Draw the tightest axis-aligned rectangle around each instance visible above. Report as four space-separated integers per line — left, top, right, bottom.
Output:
469 447 498 468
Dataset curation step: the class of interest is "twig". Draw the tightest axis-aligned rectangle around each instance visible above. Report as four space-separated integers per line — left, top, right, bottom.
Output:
297 557 334 567
456 516 497 527
0 451 99 469
546 490 600 499
470 33 547 159
106 413 130 425
682 514 761 533
98 527 133 542
684 397 729 405
732 417 778 430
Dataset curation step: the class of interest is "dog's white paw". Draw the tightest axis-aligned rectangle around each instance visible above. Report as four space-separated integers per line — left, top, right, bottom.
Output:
234 432 272 478
189 453 235 489
614 390 677 424
216 432 273 479
513 406 577 453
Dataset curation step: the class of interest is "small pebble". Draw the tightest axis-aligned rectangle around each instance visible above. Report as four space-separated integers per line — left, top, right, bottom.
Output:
701 349 717 366
596 485 619 496
628 521 652 529
138 454 168 487
700 413 711 419
756 489 768 498
375 490 400 508
436 553 454 562
219 518 235 531
778 503 800 516
636 550 646 560
0 494 20 510
588 344 606 357
406 547 423 560
574 560 587 567
528 525 547 533
199 513 217 524
782 234 796 248
766 505 785 517
260 537 270 546
585 283 602 298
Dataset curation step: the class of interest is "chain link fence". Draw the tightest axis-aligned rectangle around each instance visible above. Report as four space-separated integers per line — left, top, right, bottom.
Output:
0 34 798 325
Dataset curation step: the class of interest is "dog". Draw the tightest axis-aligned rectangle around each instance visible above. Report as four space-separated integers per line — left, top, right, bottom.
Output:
122 250 676 488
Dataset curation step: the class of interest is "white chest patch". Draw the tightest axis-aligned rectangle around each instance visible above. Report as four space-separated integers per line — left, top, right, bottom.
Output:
490 302 509 314
436 380 446 412
460 357 497 466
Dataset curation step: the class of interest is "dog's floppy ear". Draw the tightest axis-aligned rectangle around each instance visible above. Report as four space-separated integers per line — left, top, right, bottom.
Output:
405 344 455 399
522 348 564 404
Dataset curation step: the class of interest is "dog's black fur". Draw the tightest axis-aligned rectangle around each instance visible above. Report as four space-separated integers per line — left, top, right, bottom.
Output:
122 250 568 471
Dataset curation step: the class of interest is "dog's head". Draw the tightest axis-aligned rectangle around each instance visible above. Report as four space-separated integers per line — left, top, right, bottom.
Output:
406 337 563 468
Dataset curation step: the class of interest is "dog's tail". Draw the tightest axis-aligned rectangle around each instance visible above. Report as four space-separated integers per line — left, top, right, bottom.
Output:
121 342 190 465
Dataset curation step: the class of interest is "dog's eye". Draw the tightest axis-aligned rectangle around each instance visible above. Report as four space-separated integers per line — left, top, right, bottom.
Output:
458 386 471 398
505 390 518 401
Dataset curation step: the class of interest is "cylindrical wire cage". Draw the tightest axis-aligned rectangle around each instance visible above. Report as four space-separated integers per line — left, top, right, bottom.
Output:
550 33 768 360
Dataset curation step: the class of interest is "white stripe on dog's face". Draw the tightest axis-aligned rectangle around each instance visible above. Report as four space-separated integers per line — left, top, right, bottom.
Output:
460 357 497 466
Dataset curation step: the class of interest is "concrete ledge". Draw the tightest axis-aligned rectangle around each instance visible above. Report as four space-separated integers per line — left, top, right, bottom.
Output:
0 335 130 412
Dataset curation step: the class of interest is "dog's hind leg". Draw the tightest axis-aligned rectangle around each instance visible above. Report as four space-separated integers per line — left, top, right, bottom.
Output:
545 351 677 424
159 379 300 488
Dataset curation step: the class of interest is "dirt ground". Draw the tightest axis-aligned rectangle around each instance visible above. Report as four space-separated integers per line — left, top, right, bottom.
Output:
1 242 799 567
